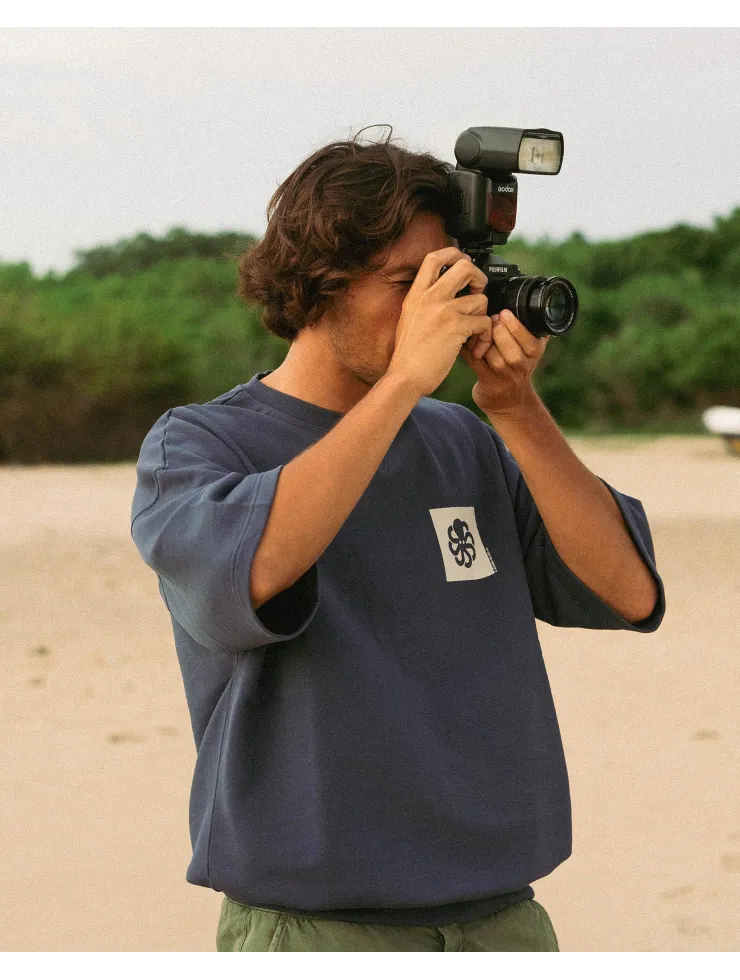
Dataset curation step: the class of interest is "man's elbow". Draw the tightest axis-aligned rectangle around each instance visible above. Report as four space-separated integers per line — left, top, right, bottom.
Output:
623 576 660 623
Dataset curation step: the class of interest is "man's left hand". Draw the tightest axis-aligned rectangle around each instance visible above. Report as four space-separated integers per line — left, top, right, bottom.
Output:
458 308 551 418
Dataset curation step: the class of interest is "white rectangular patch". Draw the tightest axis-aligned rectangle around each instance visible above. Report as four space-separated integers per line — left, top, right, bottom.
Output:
428 506 497 582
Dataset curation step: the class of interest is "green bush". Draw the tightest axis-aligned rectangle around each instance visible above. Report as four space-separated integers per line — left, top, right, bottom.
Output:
1 211 738 462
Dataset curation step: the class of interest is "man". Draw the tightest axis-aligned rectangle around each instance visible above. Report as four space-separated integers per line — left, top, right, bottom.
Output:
130 131 665 952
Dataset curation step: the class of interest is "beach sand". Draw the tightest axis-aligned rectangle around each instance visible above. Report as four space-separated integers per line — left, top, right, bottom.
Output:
1 434 738 951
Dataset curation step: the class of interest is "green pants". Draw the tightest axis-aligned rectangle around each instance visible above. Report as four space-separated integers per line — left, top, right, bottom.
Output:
216 895 560 951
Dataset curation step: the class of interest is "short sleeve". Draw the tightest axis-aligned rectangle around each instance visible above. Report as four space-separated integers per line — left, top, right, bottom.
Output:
130 406 320 654
485 421 666 632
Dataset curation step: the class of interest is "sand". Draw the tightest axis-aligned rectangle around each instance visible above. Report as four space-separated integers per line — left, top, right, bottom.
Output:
1 434 738 952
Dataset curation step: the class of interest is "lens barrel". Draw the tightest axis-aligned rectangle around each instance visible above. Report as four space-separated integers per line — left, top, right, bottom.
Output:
501 275 578 337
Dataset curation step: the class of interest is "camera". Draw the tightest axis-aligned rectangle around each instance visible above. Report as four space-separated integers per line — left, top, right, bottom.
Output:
440 126 578 338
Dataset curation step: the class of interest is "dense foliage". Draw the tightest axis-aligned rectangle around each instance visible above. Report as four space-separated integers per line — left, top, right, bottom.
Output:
1 213 738 463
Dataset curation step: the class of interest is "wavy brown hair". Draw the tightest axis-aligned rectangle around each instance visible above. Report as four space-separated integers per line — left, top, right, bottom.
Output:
234 124 452 343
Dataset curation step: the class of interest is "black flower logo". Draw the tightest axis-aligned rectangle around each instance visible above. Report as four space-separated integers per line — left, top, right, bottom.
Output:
447 518 476 568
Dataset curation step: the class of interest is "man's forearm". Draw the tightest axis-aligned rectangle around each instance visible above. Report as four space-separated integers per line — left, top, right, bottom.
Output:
250 372 419 609
488 388 659 623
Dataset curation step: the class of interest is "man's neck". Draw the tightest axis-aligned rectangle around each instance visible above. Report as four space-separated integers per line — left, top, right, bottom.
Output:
258 355 371 416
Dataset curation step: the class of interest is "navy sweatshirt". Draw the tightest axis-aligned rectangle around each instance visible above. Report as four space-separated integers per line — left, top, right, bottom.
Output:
130 370 666 926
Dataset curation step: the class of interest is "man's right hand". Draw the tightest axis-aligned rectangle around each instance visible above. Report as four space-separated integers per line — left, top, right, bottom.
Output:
385 247 491 398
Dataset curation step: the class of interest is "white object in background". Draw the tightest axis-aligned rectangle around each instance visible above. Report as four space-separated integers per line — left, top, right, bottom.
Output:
701 406 740 456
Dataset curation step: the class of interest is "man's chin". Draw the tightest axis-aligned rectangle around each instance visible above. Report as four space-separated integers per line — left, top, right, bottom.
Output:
352 370 379 389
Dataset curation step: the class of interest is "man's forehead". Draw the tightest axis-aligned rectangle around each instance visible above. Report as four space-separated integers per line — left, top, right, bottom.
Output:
383 259 426 274
383 245 455 275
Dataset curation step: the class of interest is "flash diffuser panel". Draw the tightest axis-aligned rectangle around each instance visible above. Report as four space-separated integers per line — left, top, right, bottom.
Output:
518 133 562 174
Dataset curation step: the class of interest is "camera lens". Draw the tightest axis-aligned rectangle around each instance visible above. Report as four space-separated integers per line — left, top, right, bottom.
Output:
544 283 568 327
501 275 578 337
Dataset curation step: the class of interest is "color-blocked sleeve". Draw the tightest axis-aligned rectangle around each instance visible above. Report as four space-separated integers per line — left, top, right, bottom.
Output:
479 416 666 632
130 406 320 654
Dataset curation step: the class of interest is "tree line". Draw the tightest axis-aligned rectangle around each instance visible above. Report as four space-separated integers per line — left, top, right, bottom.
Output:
1 213 738 463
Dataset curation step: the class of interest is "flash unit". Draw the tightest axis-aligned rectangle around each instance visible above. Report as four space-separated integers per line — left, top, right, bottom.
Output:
453 127 563 177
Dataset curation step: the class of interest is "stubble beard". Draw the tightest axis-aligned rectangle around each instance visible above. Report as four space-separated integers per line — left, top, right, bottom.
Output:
327 311 384 390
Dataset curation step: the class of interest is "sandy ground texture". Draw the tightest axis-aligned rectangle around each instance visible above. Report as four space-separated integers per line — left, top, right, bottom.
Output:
1 434 738 952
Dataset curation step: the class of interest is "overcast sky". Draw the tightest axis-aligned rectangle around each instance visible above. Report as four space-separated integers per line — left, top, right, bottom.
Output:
2 26 739 276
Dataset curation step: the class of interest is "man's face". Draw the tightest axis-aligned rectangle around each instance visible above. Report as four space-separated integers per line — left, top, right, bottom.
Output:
321 211 455 389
